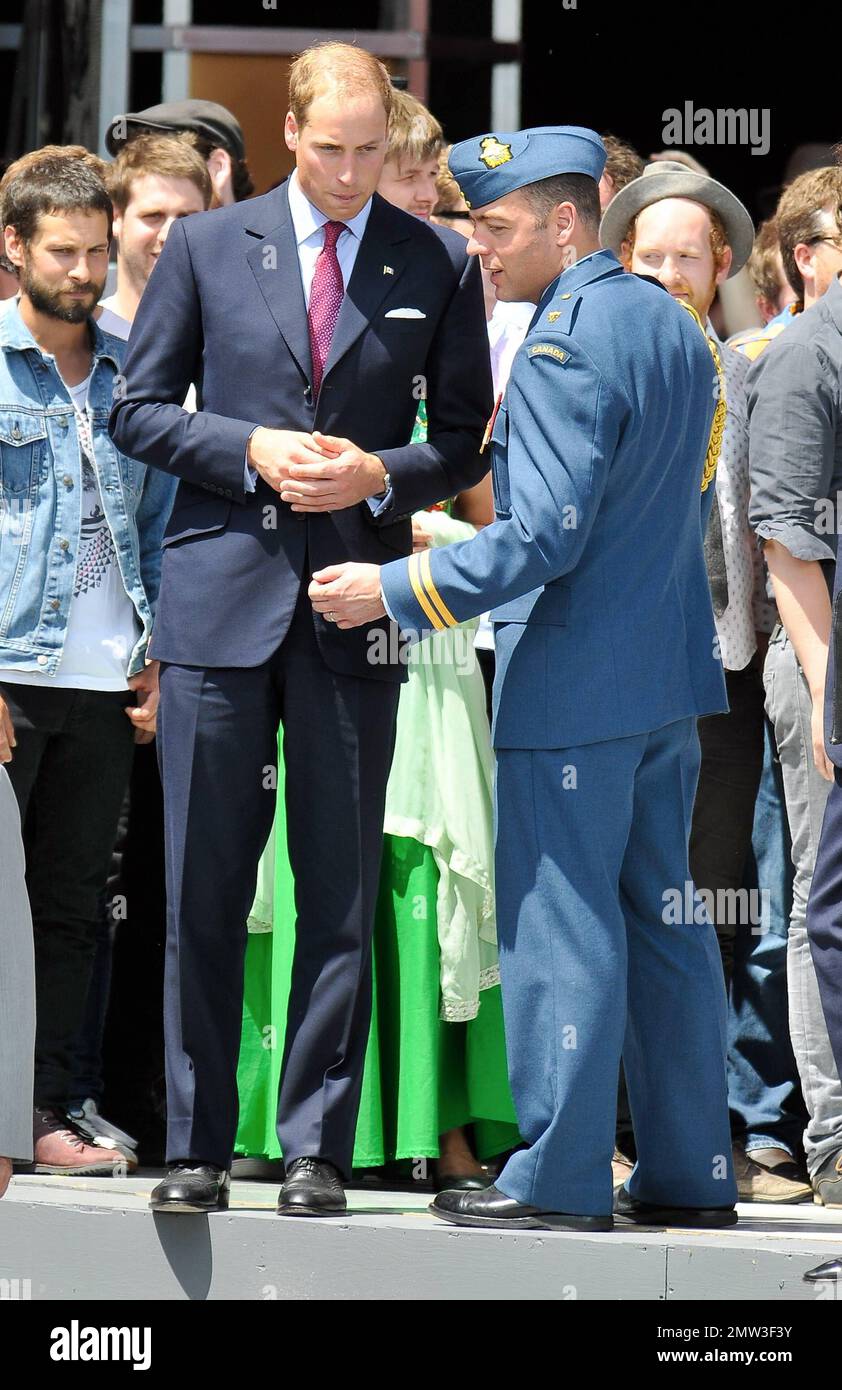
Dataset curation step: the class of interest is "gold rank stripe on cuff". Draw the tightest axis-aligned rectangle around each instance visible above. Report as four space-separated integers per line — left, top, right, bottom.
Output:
407 552 457 631
420 549 458 628
408 552 445 629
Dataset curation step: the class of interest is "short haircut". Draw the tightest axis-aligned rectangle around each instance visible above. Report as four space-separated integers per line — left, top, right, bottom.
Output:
519 173 602 234
384 90 443 167
106 131 212 214
601 134 644 197
747 217 785 303
187 133 255 202
288 41 393 130
775 165 842 300
621 201 730 271
1 144 112 243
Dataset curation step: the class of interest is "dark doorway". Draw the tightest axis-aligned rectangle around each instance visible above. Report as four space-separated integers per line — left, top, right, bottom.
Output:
521 0 839 221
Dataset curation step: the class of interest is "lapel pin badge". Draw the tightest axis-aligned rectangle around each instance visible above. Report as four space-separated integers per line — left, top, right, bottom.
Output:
383 265 394 275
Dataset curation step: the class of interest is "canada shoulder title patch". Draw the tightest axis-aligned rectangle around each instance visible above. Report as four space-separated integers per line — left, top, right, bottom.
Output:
478 136 513 169
527 344 570 364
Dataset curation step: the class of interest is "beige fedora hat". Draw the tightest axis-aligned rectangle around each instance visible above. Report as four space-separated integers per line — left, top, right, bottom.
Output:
599 160 754 277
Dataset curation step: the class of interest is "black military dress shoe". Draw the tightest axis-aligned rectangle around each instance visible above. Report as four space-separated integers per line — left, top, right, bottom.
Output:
149 1163 230 1213
803 1256 842 1282
429 1184 613 1231
614 1186 738 1228
276 1157 346 1217
433 1166 494 1194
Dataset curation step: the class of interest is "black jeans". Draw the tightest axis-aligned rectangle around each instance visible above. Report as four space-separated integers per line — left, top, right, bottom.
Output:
690 663 767 985
0 682 135 1110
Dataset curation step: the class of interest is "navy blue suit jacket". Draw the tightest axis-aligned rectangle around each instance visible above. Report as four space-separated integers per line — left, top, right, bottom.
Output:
109 181 492 678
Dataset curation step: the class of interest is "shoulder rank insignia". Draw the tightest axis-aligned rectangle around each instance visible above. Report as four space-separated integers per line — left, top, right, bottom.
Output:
547 311 561 322
479 136 513 169
528 344 570 364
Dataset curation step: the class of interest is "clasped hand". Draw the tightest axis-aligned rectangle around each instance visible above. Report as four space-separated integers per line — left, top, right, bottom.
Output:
248 428 386 512
308 562 386 628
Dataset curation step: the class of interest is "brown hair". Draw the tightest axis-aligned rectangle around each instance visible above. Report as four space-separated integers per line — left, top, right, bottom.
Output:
187 134 255 202
776 166 842 301
384 90 443 168
601 134 644 198
747 217 785 303
520 173 602 234
1 145 112 243
434 148 467 212
288 41 394 130
1 145 107 212
620 201 730 271
106 132 212 214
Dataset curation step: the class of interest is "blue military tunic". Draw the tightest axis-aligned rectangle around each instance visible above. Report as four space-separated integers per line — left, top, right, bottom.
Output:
381 249 727 747
380 246 736 1218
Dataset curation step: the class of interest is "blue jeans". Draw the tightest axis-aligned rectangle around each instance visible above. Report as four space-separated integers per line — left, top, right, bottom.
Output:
728 717 807 1156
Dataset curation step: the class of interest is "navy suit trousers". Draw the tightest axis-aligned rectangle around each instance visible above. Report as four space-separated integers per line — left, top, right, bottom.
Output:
157 582 399 1174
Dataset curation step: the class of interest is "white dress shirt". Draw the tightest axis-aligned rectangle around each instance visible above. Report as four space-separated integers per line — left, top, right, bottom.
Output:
244 171 375 494
286 168 373 306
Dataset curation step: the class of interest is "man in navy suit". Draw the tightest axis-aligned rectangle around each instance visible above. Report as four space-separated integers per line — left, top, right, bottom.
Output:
109 42 491 1215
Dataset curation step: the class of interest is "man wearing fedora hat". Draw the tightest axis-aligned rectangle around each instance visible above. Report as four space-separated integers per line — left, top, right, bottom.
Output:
601 164 814 1205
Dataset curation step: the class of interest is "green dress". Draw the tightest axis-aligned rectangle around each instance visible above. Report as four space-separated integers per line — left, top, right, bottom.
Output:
235 404 520 1167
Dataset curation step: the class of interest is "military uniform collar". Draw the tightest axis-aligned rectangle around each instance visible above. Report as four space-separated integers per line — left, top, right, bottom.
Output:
531 248 623 325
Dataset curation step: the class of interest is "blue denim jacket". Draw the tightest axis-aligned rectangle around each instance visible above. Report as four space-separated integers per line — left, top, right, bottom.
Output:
0 304 176 679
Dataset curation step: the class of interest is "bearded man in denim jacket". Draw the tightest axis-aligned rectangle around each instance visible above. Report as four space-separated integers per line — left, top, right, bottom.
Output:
0 148 175 1176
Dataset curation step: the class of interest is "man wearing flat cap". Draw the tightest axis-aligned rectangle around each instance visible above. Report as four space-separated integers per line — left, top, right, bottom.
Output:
602 168 810 1204
105 99 254 206
311 125 738 1230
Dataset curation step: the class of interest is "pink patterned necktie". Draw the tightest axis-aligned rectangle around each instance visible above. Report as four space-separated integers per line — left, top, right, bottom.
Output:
308 220 345 395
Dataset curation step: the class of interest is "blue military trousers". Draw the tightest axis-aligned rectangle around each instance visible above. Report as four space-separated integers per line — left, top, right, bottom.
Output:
494 717 737 1216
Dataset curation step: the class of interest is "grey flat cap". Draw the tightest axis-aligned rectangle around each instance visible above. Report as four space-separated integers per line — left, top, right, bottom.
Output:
105 100 245 161
600 160 754 276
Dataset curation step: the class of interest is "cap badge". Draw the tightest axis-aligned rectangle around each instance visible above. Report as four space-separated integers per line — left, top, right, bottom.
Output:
479 136 513 170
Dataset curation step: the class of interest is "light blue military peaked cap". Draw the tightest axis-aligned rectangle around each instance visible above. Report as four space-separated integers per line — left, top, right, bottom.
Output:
447 125 606 210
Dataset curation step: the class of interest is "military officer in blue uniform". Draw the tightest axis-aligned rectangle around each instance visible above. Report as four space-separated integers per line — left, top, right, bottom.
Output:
309 126 738 1231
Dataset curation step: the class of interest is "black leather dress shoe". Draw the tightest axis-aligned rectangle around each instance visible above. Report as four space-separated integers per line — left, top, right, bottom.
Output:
804 1256 842 1282
429 1184 613 1231
614 1186 738 1228
434 1171 494 1194
149 1163 230 1213
276 1157 346 1217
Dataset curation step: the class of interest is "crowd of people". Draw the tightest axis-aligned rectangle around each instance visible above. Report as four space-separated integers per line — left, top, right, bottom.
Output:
1 39 842 1230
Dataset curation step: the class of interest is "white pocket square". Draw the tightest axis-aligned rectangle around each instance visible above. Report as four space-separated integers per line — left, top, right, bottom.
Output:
384 308 426 319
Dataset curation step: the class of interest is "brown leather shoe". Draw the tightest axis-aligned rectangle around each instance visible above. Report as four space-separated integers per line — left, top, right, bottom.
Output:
732 1143 811 1203
32 1108 135 1176
612 1147 634 1190
746 1146 810 1185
